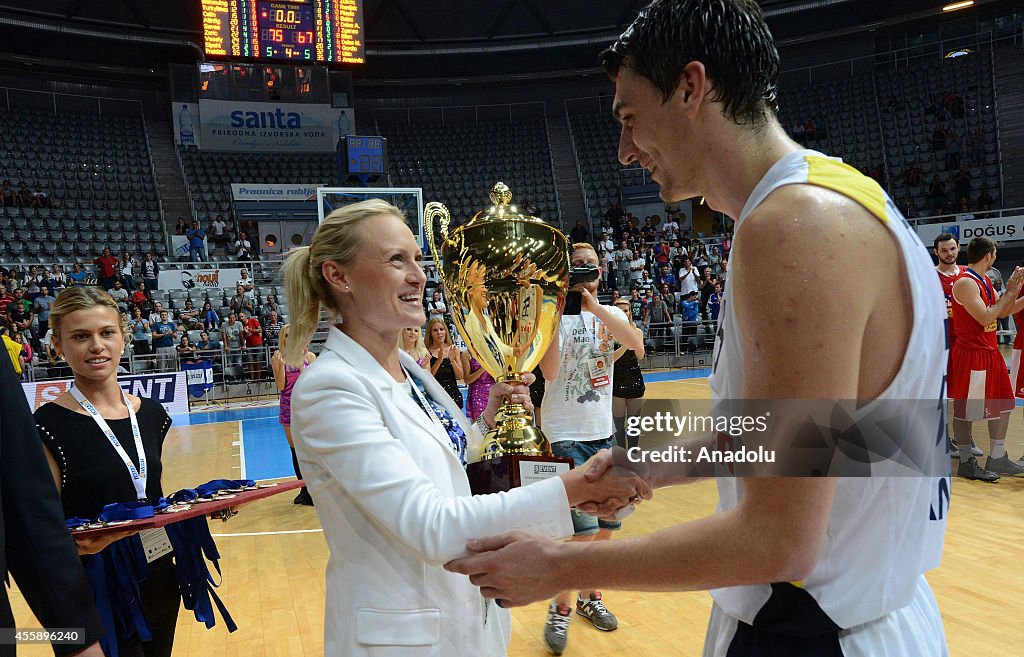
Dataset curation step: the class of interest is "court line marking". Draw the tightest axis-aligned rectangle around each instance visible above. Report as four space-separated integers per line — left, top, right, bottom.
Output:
212 528 324 537
238 421 247 480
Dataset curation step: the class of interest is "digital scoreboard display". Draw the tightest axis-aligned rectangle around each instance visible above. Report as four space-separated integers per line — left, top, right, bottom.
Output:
202 0 365 64
344 136 387 175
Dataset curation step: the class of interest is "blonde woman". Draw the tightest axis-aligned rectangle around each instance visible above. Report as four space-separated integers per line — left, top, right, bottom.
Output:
271 323 317 506
281 198 646 657
33 286 180 657
425 317 465 406
397 325 430 369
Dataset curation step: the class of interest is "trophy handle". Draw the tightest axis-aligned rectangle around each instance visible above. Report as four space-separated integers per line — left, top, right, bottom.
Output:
423 202 451 286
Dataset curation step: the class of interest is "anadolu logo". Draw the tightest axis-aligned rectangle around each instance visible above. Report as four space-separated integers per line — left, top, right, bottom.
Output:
230 108 301 129
943 225 960 241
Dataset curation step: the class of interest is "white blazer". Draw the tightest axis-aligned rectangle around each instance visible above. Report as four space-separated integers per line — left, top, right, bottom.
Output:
291 327 574 657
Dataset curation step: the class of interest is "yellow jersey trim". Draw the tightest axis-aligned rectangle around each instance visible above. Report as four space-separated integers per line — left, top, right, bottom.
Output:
804 155 889 224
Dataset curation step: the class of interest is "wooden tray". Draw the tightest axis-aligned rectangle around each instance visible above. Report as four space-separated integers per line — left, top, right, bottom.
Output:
70 480 306 538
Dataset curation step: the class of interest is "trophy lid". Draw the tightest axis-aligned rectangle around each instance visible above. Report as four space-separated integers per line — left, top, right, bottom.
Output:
465 182 549 227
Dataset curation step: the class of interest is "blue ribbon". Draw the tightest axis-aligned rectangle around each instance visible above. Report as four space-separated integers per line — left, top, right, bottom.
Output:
165 516 237 632
82 535 152 657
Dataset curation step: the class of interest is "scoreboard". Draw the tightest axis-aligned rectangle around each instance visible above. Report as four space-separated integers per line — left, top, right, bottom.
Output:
202 0 364 64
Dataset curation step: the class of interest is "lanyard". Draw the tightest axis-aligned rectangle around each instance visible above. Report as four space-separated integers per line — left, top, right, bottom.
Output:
404 366 443 427
70 386 148 501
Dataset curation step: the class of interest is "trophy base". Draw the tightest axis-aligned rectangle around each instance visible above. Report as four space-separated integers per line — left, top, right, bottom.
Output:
466 454 573 495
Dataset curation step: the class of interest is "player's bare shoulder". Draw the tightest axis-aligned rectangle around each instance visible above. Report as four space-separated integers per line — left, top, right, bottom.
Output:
739 183 899 282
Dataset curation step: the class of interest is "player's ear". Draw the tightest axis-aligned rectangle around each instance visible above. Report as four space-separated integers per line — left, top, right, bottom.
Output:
678 61 708 117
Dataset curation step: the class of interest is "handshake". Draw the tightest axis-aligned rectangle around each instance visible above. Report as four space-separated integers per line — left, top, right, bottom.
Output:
559 448 652 518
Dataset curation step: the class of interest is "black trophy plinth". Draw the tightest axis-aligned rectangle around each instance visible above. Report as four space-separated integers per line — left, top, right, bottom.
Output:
466 454 574 494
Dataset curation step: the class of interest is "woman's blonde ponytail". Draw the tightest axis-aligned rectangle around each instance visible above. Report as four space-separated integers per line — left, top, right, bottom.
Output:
282 246 320 366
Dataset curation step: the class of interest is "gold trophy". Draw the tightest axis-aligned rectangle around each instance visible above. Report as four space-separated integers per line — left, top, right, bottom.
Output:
424 182 573 493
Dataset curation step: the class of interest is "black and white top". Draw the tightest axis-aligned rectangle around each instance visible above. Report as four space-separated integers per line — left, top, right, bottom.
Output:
35 398 171 520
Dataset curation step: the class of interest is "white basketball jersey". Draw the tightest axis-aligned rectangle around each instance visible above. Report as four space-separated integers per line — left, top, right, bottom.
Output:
708 149 950 629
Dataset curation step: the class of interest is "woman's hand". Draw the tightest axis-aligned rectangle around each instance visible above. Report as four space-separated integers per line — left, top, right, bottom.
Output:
480 372 536 429
74 530 139 555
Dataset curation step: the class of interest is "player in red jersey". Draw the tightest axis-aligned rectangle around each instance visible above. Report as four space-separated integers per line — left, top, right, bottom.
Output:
933 233 978 459
949 237 1024 480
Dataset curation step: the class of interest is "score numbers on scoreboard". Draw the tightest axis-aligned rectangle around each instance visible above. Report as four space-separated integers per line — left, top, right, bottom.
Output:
202 0 364 64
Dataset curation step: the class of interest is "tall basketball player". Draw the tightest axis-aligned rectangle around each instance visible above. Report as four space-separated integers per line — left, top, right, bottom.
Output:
949 236 1024 480
933 233 982 459
448 1 957 655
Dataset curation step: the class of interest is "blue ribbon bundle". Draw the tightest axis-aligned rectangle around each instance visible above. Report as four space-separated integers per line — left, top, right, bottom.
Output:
69 479 257 655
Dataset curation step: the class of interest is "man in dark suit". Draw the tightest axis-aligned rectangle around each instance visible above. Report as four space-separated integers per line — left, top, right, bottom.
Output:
0 355 104 657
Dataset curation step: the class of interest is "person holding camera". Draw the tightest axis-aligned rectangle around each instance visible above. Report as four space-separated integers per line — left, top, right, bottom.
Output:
535 241 643 655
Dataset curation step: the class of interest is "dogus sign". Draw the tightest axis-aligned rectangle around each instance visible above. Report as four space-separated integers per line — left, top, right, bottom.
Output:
915 214 1024 245
22 372 189 415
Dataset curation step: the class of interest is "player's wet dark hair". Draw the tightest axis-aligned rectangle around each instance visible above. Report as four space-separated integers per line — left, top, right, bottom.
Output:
933 233 957 249
600 0 779 128
966 237 996 264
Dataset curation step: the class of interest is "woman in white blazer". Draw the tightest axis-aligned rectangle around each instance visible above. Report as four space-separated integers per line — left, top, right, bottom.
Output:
283 199 646 657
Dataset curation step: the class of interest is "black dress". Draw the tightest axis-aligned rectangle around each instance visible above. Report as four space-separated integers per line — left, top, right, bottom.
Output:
430 354 464 407
35 399 180 657
612 349 646 399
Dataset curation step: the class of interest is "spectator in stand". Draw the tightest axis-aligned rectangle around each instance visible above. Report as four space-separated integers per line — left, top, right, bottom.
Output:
211 214 228 252
0 179 14 206
427 289 447 323
200 300 220 331
49 263 67 292
131 282 149 311
0 325 25 379
570 220 589 244
119 252 137 292
230 284 254 316
33 285 56 338
241 310 263 381
677 256 699 298
928 175 947 215
953 165 972 203
642 292 672 348
932 123 948 152
259 293 281 323
264 310 284 350
68 262 88 287
151 309 178 372
628 289 644 329
148 301 167 329
176 335 198 365
869 163 885 186
242 221 261 257
31 187 48 208
698 267 717 319
237 267 255 292
16 183 31 207
186 220 207 262
964 127 984 166
956 198 975 223
233 232 254 260
107 280 129 313
656 264 677 293
942 197 957 217
614 240 632 291
977 189 993 210
662 214 679 241
709 245 723 275
178 299 202 330
977 202 995 220
945 131 961 170
629 250 647 289
129 307 151 355
660 284 678 315
174 217 188 235
604 200 625 226
904 163 922 188
93 247 119 290
638 270 655 296
141 252 159 291
195 330 216 356
221 311 244 372
679 290 700 352
6 289 32 335
0 285 13 315
708 281 723 325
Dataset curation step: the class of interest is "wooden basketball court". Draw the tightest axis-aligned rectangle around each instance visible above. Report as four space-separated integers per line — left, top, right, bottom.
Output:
10 374 1024 656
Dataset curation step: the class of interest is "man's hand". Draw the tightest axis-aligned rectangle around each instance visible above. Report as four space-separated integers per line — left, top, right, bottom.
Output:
1005 266 1024 296
74 530 138 555
577 286 600 314
445 531 568 607
572 448 653 517
481 372 535 429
